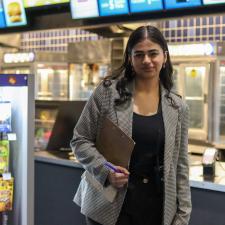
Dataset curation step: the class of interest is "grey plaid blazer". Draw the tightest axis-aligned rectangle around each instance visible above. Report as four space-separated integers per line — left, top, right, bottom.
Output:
70 79 192 225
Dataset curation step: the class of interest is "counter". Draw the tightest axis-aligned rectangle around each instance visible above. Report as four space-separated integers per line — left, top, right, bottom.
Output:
34 151 85 225
35 150 83 169
35 151 225 225
35 151 225 192
189 154 225 192
188 154 225 225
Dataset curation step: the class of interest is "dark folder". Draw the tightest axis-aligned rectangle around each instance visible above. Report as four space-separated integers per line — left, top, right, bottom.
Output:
96 117 135 169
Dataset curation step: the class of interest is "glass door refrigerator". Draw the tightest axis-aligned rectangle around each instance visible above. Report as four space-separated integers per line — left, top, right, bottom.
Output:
1 51 68 100
176 63 209 141
170 43 215 144
68 38 128 100
1 51 70 156
170 42 225 152
0 73 34 225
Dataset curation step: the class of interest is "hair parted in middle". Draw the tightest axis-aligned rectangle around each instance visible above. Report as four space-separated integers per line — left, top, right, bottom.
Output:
104 25 174 106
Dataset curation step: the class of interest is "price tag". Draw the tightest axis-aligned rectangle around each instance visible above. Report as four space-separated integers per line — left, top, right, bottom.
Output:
7 133 17 141
2 173 12 180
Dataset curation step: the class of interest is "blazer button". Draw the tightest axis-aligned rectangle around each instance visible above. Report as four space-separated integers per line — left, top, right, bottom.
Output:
142 178 149 184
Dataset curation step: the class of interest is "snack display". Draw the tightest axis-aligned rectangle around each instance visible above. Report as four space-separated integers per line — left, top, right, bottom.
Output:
0 177 14 212
0 140 9 174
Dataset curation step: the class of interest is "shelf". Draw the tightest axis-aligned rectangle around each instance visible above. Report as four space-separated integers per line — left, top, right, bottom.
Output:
35 119 55 123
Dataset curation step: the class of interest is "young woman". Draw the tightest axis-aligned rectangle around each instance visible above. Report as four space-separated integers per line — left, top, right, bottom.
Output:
71 25 192 225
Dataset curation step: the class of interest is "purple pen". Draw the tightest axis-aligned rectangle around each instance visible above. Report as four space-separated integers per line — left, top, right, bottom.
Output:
104 162 123 173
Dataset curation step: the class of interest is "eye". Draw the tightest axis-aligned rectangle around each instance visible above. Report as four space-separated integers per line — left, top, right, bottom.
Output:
133 53 145 59
148 52 159 58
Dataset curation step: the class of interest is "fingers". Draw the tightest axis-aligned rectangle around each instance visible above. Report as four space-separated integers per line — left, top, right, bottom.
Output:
107 165 129 188
116 166 130 175
109 172 129 188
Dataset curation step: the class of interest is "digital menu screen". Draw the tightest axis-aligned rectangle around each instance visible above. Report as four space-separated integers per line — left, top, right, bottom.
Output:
129 0 163 13
98 0 129 16
0 1 6 28
164 0 201 9
23 0 69 8
203 0 225 4
2 0 27 27
70 0 99 19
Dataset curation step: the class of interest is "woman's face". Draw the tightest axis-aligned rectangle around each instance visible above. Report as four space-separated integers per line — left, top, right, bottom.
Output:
130 39 167 80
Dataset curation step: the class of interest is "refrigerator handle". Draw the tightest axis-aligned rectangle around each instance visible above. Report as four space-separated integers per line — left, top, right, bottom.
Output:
204 94 208 103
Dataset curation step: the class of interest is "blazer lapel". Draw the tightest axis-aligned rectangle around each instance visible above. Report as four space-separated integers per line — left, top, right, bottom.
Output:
161 87 179 178
114 80 134 138
115 102 133 138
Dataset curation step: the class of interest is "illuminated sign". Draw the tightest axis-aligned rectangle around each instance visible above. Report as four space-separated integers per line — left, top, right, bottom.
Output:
129 0 163 13
203 0 225 4
70 0 99 19
3 52 35 63
2 0 27 27
0 74 28 86
164 0 201 9
168 43 215 56
23 0 69 8
0 1 6 28
98 0 129 16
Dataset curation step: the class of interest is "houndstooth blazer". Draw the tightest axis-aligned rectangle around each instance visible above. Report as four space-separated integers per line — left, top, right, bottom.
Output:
70 79 192 225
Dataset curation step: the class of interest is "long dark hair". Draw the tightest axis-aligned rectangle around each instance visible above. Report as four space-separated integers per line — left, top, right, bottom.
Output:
104 25 174 106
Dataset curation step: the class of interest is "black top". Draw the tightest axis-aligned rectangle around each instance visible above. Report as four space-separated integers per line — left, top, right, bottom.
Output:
121 103 165 225
130 109 165 176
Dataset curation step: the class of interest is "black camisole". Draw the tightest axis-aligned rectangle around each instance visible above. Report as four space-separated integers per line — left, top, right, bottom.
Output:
121 103 165 225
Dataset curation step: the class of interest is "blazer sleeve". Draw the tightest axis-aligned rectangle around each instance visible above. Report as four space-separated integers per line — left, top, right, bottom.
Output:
70 82 110 186
172 103 192 225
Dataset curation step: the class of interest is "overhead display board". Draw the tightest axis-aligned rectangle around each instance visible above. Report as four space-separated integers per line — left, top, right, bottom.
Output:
23 0 69 8
203 0 225 4
98 0 129 16
129 0 163 13
0 1 6 28
164 0 202 9
2 0 27 27
70 0 99 19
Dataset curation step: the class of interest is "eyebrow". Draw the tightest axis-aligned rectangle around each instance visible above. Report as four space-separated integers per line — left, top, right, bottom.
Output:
133 49 160 53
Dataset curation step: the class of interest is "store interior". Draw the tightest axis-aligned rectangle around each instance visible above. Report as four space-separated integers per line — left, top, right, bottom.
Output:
1 1 225 225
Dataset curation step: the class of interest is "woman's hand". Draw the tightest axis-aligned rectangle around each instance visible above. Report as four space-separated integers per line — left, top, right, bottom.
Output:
108 166 130 189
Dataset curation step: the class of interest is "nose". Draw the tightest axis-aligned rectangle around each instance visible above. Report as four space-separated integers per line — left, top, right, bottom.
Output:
143 54 152 64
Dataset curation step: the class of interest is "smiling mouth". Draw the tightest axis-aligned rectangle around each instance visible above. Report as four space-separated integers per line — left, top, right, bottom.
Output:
143 68 154 71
